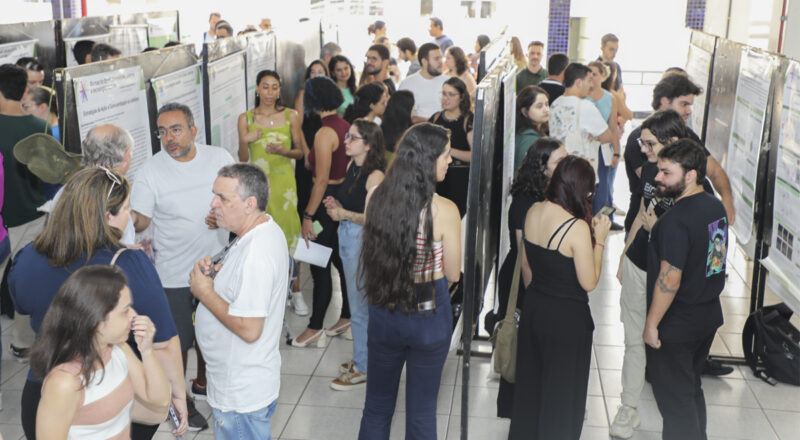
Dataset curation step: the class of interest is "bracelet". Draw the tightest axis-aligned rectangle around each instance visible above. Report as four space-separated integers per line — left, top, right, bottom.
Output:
613 153 621 157
303 212 314 220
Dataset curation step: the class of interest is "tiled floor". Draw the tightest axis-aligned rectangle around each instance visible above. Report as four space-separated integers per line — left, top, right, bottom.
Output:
1 172 799 439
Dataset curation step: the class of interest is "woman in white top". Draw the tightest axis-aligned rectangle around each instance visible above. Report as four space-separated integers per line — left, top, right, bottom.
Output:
31 265 170 439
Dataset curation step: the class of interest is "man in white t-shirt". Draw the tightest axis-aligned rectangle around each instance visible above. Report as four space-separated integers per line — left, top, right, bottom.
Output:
189 163 288 439
550 62 614 173
399 42 448 122
131 102 233 431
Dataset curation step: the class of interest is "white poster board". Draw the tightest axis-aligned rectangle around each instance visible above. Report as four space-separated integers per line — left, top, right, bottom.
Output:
761 59 800 314
65 33 111 67
207 53 247 158
151 64 206 145
686 44 712 135
0 40 36 66
110 24 149 57
498 63 517 265
72 65 152 180
244 33 277 109
147 16 179 48
725 48 775 241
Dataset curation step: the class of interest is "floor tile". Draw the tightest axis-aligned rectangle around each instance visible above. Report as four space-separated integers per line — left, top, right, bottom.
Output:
297 376 366 409
278 374 310 405
281 405 363 440
705 404 778 439
765 409 800 440
445 415 509 440
594 345 625 370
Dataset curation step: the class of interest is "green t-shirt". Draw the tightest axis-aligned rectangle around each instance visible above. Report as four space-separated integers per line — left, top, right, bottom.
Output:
514 128 542 171
516 66 548 91
338 87 354 116
0 114 49 227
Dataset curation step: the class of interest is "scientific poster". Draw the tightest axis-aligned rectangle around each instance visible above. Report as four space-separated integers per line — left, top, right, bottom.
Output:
110 25 149 57
498 63 517 263
725 48 775 241
152 64 206 145
208 53 247 158
245 33 277 109
762 60 800 307
147 16 179 48
65 34 111 67
686 44 712 135
0 40 36 66
73 65 152 180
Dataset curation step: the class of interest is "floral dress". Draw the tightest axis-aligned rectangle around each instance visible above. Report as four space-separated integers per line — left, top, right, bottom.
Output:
247 109 301 252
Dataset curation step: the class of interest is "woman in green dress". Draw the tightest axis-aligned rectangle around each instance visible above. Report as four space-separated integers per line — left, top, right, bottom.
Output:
237 70 305 252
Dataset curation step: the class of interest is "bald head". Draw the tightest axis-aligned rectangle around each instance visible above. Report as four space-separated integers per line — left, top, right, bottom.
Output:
82 123 134 174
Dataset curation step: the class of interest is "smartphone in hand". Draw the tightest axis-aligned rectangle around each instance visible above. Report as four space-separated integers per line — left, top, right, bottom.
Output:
595 205 616 218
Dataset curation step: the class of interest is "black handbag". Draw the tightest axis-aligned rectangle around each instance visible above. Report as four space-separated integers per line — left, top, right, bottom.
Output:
742 303 800 386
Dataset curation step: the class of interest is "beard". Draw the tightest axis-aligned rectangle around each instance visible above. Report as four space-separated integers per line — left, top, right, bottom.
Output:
655 181 685 199
365 65 382 75
427 64 441 77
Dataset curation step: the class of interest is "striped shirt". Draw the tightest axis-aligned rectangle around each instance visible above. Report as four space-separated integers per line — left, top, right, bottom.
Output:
45 345 134 439
413 212 443 276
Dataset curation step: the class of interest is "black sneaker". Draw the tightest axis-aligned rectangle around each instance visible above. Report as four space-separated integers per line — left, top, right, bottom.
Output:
189 378 207 401
702 358 734 376
10 344 29 362
186 397 208 432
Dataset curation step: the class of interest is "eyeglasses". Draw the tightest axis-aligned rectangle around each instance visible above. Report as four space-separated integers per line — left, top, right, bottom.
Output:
637 137 659 151
364 56 381 63
100 166 122 200
156 125 187 139
344 133 363 141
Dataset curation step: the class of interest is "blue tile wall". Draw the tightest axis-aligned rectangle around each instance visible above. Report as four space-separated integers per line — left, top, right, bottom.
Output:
685 0 706 30
548 0 571 56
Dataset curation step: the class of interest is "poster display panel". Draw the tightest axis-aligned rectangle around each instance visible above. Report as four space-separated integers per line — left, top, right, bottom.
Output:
65 33 111 67
110 24 149 57
152 64 206 144
686 44 712 135
72 65 152 180
207 53 247 158
0 40 36 66
498 64 517 264
762 59 800 310
725 48 775 240
245 33 276 109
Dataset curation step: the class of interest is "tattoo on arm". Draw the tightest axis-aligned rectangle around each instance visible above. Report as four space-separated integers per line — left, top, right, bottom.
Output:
657 264 681 294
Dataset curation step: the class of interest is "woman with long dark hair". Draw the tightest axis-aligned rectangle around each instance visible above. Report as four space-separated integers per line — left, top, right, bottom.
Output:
494 137 567 417
10 167 186 439
291 76 351 347
509 156 611 440
343 82 389 124
429 76 473 217
514 85 550 170
358 123 460 439
380 89 414 155
329 55 357 116
237 70 304 253
31 265 170 439
322 119 386 390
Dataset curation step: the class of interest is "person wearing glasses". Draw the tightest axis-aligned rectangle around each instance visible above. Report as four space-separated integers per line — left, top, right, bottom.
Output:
610 109 687 439
131 102 234 432
10 167 187 439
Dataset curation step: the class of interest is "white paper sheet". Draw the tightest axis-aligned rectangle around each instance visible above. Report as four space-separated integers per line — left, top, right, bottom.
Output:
293 241 333 267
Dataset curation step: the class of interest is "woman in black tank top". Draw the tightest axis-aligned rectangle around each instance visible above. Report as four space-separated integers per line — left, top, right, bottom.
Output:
509 156 611 440
429 77 473 218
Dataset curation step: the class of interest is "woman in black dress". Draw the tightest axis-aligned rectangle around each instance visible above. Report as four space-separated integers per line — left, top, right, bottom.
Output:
494 137 567 418
508 156 611 440
429 76 473 217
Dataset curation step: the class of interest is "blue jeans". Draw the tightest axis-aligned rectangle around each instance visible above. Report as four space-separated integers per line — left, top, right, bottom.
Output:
339 220 368 373
211 400 277 440
593 147 616 220
359 277 452 440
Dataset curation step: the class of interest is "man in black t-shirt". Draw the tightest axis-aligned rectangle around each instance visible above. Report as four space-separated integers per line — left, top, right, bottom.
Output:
644 140 728 440
538 53 568 105
624 74 735 236
364 44 397 95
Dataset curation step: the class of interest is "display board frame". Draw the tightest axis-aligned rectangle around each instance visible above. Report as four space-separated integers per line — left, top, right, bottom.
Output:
686 30 717 143
54 44 200 155
0 20 62 85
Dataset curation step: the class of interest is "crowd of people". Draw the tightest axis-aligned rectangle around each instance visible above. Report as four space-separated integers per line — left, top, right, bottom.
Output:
0 13 736 440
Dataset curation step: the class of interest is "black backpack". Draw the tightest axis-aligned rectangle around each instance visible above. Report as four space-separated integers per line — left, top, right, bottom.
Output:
742 303 800 386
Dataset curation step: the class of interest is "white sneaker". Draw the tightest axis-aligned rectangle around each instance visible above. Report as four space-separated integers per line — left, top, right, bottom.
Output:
609 404 640 439
291 291 309 316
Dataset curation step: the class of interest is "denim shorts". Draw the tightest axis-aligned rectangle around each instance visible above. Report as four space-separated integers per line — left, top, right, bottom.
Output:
211 399 277 440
